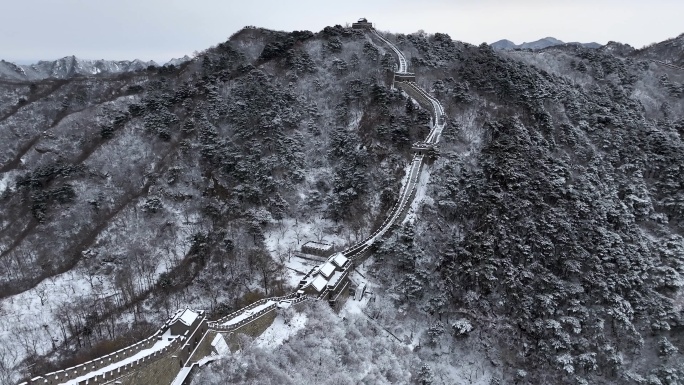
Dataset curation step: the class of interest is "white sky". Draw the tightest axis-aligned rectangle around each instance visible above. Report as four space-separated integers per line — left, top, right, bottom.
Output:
1 0 682 64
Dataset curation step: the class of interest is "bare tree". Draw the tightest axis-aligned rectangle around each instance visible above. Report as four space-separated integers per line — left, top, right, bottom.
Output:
0 344 19 385
293 226 303 246
36 285 48 306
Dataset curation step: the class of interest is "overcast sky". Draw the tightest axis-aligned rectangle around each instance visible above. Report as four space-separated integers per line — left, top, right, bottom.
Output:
1 0 682 64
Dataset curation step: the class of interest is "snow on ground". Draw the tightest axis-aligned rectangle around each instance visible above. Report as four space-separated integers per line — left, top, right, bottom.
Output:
340 295 370 316
61 330 177 385
0 267 117 369
222 301 275 326
340 269 373 316
397 157 413 193
0 196 200 371
255 313 307 350
171 354 221 385
161 204 196 261
0 189 194 380
0 171 18 230
283 256 319 288
264 215 358 290
211 334 230 356
264 217 348 261
0 170 14 192
360 156 417 247
403 167 432 225
284 255 319 274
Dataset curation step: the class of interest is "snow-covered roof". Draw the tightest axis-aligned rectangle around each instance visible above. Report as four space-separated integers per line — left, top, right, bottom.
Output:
175 309 199 326
328 271 344 288
332 253 348 267
311 275 328 292
303 241 333 251
319 261 336 278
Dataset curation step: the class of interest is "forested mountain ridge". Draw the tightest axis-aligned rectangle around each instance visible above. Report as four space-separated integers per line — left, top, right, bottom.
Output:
0 25 427 383
1 23 683 385
198 30 684 385
632 33 684 67
374 33 684 383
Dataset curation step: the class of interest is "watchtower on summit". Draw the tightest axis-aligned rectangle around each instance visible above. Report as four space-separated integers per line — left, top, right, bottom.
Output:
352 18 374 29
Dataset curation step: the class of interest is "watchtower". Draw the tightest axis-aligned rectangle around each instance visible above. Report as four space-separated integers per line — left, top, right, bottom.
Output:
298 253 352 310
412 142 439 160
352 18 373 29
394 72 416 82
411 141 433 154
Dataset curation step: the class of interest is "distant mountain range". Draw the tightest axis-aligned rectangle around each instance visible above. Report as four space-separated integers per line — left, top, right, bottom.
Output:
491 37 602 51
491 33 684 68
0 55 192 81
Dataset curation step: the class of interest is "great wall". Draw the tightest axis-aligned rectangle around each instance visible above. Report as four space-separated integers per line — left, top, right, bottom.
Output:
19 19 448 385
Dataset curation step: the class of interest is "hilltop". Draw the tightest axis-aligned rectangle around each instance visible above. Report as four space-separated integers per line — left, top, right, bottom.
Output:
1 23 683 385
632 33 684 66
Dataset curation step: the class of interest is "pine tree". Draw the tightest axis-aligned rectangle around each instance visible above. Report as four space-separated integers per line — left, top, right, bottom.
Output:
417 364 434 385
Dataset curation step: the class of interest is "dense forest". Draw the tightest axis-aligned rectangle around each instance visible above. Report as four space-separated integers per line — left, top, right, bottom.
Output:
0 22 683 385
374 32 684 384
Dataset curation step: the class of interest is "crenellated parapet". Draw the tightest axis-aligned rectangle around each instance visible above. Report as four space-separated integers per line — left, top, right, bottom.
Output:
342 154 425 261
370 29 409 74
395 81 446 132
208 294 308 331
210 293 301 327
20 310 207 385
22 340 183 385
339 24 449 263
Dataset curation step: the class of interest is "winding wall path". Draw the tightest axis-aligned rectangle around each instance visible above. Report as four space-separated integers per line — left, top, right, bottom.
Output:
21 25 448 385
372 30 409 74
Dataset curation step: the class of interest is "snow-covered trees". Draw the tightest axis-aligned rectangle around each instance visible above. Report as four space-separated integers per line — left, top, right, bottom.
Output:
326 124 368 221
193 302 417 385
380 34 684 384
416 364 434 385
2 20 683 385
451 318 473 337
0 23 432 381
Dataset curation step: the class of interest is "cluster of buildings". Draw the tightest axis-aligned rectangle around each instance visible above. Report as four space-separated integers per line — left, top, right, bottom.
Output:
297 242 354 310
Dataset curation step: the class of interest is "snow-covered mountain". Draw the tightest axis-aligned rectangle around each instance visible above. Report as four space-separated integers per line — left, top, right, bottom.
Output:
491 36 601 50
164 55 192 67
0 56 158 81
599 41 636 56
632 32 684 66
2 24 684 385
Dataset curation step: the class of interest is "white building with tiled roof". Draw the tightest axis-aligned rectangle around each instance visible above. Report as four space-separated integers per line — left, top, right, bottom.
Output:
299 252 353 309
